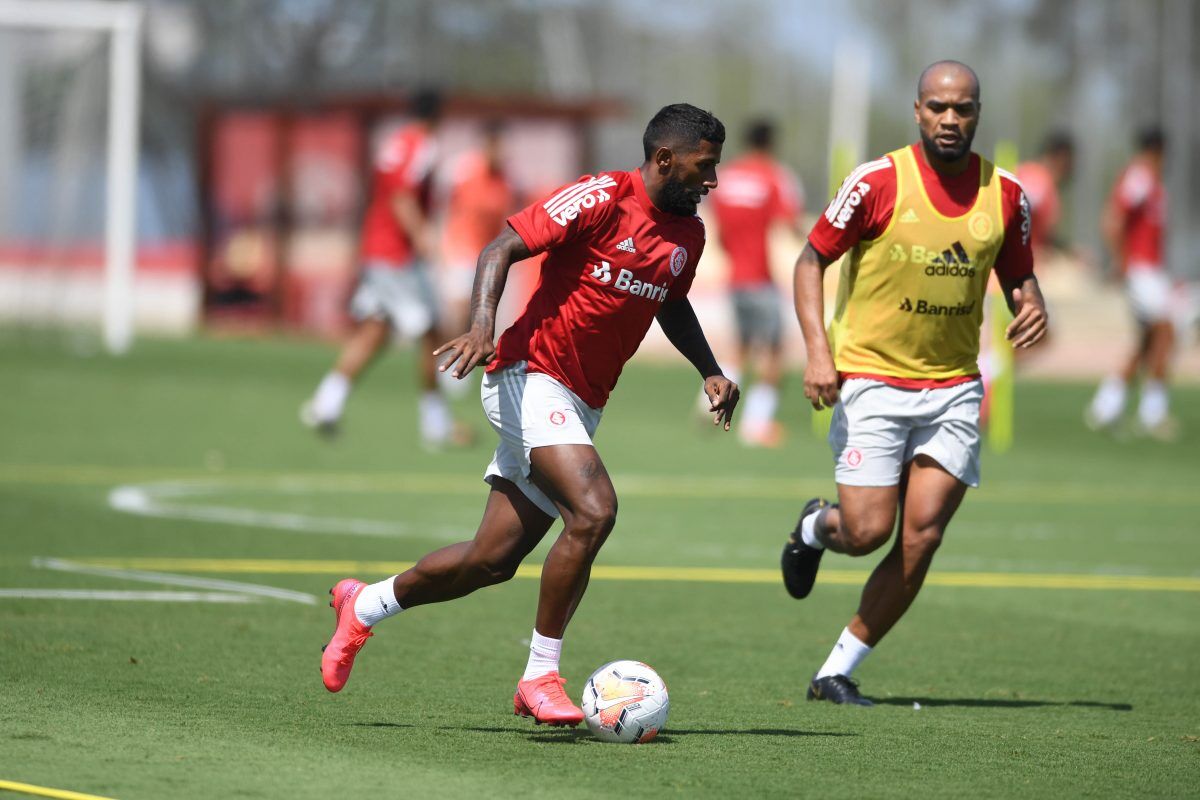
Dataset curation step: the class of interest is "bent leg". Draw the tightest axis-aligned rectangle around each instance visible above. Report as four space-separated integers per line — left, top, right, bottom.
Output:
528 444 618 638
392 477 554 607
818 484 900 556
333 317 392 380
847 454 967 646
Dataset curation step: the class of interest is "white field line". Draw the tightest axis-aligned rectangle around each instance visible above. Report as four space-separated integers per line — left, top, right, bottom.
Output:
33 557 318 605
0 589 253 603
107 482 465 540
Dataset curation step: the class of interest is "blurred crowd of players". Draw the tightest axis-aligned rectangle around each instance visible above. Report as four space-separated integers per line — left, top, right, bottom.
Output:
300 88 1193 448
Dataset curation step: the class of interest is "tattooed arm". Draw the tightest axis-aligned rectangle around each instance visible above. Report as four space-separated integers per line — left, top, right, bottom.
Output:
434 226 532 378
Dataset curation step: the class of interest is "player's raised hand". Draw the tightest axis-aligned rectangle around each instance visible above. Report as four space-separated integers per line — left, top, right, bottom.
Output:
434 328 495 378
803 352 840 410
703 375 740 431
1005 287 1048 349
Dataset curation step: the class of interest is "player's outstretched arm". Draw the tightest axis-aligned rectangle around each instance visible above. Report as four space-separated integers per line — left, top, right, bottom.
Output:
794 242 839 410
1002 274 1049 349
434 226 531 378
656 299 740 431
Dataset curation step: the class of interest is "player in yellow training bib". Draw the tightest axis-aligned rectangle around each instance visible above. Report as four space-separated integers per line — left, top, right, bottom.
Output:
781 61 1048 706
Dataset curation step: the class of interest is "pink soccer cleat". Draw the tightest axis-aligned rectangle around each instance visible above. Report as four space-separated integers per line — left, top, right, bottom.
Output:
513 672 585 726
321 578 373 693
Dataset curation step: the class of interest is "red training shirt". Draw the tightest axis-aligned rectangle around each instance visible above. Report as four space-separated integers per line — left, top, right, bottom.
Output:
1111 159 1166 272
495 169 707 408
1015 160 1061 251
709 153 803 287
360 123 436 266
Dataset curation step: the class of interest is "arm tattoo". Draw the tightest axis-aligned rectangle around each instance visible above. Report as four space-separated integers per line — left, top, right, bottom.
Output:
469 228 531 334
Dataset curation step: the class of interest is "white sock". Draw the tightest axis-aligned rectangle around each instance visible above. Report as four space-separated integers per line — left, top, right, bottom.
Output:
743 384 779 428
1089 376 1127 425
521 629 563 681
353 576 402 626
419 390 452 443
312 372 350 422
800 506 826 550
1138 380 1169 427
815 627 873 679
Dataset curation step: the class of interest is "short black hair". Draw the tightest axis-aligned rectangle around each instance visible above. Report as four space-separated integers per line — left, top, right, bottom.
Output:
745 118 775 150
1041 130 1074 156
1137 126 1165 153
410 88 443 121
642 104 725 160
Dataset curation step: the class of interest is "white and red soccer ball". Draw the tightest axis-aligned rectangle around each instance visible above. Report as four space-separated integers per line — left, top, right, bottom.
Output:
581 660 669 744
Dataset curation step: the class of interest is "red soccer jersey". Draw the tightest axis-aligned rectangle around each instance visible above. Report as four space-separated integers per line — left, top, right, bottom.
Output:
494 169 706 408
709 154 803 287
1112 160 1165 271
808 143 1032 283
1015 160 1061 251
359 123 436 266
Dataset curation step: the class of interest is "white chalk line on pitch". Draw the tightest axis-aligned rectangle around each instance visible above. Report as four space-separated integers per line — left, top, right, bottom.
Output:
2 463 1199 507
107 482 467 541
0 558 320 605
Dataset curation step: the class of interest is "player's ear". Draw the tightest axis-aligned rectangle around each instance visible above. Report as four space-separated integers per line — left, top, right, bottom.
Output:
654 146 674 172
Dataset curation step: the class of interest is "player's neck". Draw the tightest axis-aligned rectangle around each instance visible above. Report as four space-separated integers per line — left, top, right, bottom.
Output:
639 164 669 213
918 141 971 177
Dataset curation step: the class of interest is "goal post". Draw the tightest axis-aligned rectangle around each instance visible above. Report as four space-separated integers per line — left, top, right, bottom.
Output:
0 0 142 354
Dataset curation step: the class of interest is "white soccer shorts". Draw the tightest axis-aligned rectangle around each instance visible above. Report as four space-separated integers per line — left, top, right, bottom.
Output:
349 261 439 339
481 362 603 518
828 377 983 488
1125 267 1171 324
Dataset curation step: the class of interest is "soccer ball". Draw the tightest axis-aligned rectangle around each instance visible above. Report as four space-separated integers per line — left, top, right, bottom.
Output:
581 660 669 744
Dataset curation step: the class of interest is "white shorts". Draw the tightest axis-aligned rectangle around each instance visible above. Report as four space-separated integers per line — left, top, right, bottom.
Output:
438 261 477 304
349 262 439 339
481 362 603 518
829 377 983 488
1126 267 1171 323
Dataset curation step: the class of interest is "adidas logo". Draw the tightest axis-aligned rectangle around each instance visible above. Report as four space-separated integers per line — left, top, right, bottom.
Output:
900 208 920 223
616 237 636 253
888 241 976 278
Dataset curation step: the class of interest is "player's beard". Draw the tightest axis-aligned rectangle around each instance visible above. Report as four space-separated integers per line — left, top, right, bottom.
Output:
659 178 698 216
921 127 974 163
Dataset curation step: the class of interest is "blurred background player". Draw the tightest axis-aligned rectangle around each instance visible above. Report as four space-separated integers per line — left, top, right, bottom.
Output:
782 61 1047 705
319 104 739 726
438 120 517 355
301 89 465 447
708 118 806 447
1015 131 1075 260
1085 127 1177 440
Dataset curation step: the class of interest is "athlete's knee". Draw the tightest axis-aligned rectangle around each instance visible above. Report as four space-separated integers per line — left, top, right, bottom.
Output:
565 497 618 551
839 514 895 556
904 523 944 558
464 546 523 586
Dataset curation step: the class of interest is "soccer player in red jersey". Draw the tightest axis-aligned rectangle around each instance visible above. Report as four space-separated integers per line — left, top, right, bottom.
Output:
321 104 739 725
709 119 806 447
1015 131 1074 257
780 62 1048 705
1085 127 1177 439
302 89 465 448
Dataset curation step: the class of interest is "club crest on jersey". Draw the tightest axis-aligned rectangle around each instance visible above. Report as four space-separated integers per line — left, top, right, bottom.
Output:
669 246 688 276
968 211 994 242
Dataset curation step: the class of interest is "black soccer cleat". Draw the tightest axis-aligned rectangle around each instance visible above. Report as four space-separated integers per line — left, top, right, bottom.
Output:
807 674 874 706
781 497 829 599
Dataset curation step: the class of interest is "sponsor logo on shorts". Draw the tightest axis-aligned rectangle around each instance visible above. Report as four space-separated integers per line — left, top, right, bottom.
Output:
898 297 975 316
669 246 688 276
549 410 567 426
845 448 864 468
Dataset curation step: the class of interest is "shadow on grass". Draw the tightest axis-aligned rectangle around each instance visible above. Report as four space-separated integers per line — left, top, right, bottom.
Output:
437 726 857 745
874 698 1133 711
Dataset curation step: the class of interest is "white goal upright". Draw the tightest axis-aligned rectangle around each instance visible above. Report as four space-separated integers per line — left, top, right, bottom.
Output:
0 0 142 354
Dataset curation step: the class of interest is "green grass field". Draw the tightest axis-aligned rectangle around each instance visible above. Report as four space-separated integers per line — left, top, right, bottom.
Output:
2 333 1197 799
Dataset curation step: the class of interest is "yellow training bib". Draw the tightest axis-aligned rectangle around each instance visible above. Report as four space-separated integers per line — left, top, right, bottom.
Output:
828 146 1004 380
